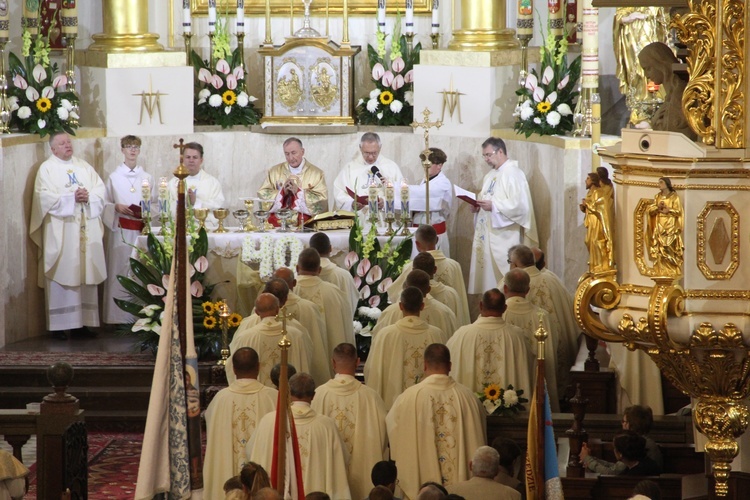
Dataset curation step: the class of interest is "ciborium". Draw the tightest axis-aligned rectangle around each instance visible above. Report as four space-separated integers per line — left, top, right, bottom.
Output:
194 207 209 230
213 208 229 233
576 131 750 496
242 199 258 231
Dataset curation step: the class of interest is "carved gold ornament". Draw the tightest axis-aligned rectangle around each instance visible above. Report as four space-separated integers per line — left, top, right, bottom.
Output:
696 202 739 280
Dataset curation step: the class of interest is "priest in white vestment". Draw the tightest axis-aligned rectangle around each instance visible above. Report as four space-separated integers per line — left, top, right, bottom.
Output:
257 137 328 226
374 270 457 338
386 344 486 499
294 249 356 348
167 142 225 228
247 373 352 499
506 244 578 394
227 294 313 386
387 225 469 325
309 232 358 318
408 148 454 257
333 132 404 211
447 289 533 396
30 132 107 338
502 269 560 411
244 275 332 385
312 343 388 500
204 347 278 500
468 137 538 294
102 135 154 325
365 287 447 409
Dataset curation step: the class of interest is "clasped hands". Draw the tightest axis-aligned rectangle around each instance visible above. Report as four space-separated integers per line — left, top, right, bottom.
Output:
74 187 89 204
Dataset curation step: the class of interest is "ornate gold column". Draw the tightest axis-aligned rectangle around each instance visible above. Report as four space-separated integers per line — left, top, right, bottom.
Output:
88 0 164 52
448 0 518 51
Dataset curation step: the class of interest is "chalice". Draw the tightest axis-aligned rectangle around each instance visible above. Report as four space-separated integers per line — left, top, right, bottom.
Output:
254 209 270 232
277 208 293 232
194 207 209 231
213 208 229 233
242 199 258 231
233 209 250 232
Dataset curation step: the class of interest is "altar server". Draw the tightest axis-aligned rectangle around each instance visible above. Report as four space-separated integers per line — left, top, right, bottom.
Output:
408 147 454 257
30 132 107 339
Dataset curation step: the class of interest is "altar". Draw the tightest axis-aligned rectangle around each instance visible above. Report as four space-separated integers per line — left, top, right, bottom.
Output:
133 227 413 316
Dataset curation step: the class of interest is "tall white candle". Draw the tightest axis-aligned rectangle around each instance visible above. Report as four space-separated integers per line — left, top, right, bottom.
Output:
237 0 245 32
581 0 598 89
378 0 386 31
400 182 410 213
431 0 439 34
208 0 217 34
183 0 192 34
405 0 414 34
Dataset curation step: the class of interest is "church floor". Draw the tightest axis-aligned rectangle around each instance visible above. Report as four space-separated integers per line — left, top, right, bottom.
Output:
0 326 137 353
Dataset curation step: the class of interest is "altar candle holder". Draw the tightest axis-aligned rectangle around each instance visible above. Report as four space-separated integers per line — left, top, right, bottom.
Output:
368 182 379 225
208 32 216 69
430 33 439 50
158 177 170 228
64 35 79 128
0 40 11 134
217 301 231 366
183 32 194 65
141 179 152 235
405 32 415 53
400 182 411 235
236 32 247 93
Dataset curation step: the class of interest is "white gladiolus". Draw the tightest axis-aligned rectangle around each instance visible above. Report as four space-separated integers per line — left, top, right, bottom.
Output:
17 106 31 119
546 110 561 127
390 100 403 113
366 98 379 113
557 103 573 116
57 107 69 121
208 94 222 107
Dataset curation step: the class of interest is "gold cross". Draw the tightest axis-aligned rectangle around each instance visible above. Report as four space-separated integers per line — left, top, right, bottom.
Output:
439 76 465 124
276 305 294 349
132 76 168 125
411 107 443 151
173 139 189 179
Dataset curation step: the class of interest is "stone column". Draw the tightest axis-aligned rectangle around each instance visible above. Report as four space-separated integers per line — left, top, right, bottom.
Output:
88 0 163 52
448 0 518 51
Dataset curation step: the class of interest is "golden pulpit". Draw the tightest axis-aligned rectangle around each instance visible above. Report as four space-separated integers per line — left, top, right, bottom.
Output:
258 39 360 124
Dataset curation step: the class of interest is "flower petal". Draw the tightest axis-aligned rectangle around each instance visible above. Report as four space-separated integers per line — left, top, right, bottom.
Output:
344 251 359 269
198 68 213 83
356 258 371 278
41 86 55 99
353 275 362 289
365 265 383 284
216 59 231 74
147 284 166 296
162 274 170 289
32 64 47 83
381 71 394 87
13 75 28 90
369 295 381 307
391 74 404 91
404 70 414 84
533 86 545 103
371 62 385 80
359 285 371 299
547 91 557 105
226 74 238 90
392 57 405 73
53 75 68 89
194 256 209 273
233 66 244 80
557 74 570 90
377 277 393 294
524 73 538 92
541 66 554 85
25 87 39 102
191 280 204 297
211 75 223 89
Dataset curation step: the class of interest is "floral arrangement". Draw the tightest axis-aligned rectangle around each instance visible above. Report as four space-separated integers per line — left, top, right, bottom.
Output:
356 14 420 126
191 16 260 128
116 228 229 359
345 218 413 359
513 24 581 137
8 28 79 137
242 235 304 281
201 299 242 337
477 383 528 416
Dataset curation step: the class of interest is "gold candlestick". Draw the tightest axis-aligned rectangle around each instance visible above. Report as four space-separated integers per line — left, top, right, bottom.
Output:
208 32 216 69
217 301 231 366
183 32 193 65
0 40 11 134
64 35 79 128
430 33 439 49
405 32 415 53
236 32 247 93
385 213 395 236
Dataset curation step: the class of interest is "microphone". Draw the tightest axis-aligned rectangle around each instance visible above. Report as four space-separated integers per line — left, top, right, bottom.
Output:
370 166 384 182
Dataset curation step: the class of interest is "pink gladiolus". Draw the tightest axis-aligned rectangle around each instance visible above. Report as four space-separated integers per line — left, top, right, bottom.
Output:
369 296 381 308
381 71 394 87
359 286 371 299
52 75 68 89
377 277 393 294
216 59 231 74
404 70 414 84
233 66 244 80
194 256 209 273
198 68 213 83
191 280 204 297
226 74 238 90
391 74 405 91
357 258 372 278
365 265 383 284
13 75 27 89
32 64 47 83
211 75 223 89
372 62 385 80
345 251 359 269
392 57 405 73
147 284 166 296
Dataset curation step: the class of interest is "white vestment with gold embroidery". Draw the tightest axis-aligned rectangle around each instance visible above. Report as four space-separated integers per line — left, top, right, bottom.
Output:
203 378 278 500
294 275 355 348
386 374 486 500
446 316 533 396
365 316 447 409
312 374 388 500
319 257 358 318
372 296 456 339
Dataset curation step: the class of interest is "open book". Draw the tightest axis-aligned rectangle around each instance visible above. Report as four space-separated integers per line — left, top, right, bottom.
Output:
454 185 478 207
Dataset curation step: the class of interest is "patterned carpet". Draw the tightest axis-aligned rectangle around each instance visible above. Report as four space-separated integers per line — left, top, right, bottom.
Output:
25 432 143 499
0 351 155 366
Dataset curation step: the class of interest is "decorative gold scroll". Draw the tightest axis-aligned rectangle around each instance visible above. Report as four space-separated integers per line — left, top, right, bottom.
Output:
191 0 432 15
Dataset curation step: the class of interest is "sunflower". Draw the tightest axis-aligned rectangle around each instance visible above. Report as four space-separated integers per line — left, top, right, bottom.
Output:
36 97 52 113
379 90 394 105
484 384 501 401
222 90 237 106
536 101 552 113
203 316 217 330
228 313 242 328
202 301 216 315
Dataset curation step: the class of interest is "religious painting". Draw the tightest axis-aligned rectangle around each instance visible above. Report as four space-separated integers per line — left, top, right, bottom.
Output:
190 0 432 15
275 60 304 110
309 58 338 111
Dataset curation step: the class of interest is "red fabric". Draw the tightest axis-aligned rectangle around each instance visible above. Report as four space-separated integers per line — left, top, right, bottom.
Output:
268 212 312 228
413 220 446 235
270 391 305 499
118 217 144 231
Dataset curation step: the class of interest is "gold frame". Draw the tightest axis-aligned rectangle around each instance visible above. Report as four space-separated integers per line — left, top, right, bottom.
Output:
633 198 660 277
696 202 740 280
191 0 433 15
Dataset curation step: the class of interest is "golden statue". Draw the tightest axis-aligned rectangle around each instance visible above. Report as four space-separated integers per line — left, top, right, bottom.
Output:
310 65 338 110
646 177 684 276
613 7 669 125
277 68 304 109
638 42 697 140
580 172 615 273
